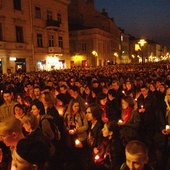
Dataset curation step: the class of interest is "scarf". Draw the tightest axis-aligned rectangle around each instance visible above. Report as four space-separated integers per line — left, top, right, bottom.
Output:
123 107 133 123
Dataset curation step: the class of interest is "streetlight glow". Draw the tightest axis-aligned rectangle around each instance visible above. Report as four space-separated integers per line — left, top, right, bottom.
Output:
138 39 147 47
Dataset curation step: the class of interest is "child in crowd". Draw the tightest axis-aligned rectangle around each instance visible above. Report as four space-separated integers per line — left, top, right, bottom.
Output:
120 140 154 170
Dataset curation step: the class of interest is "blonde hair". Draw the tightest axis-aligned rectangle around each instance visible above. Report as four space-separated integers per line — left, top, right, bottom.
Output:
21 114 39 130
0 117 23 134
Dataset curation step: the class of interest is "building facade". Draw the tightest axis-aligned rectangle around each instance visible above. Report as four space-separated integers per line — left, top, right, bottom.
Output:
0 0 70 73
68 0 128 67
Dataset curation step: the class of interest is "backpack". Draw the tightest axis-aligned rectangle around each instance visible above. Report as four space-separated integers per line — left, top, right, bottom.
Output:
40 117 61 141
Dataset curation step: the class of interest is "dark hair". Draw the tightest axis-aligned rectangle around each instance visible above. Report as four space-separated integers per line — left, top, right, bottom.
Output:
105 120 120 138
108 89 117 97
87 103 102 121
122 95 134 108
14 103 25 114
32 101 45 115
96 92 107 104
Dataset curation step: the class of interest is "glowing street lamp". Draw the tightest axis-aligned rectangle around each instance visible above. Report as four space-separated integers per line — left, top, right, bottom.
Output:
138 39 147 68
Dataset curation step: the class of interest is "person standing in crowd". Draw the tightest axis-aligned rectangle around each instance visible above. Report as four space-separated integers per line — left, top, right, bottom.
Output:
86 104 104 169
107 89 121 121
110 79 125 107
118 96 140 146
13 104 26 120
13 138 49 170
137 85 157 168
161 87 170 170
69 86 86 112
120 140 154 170
91 120 125 170
0 117 25 169
32 86 41 102
0 90 18 121
96 92 108 123
59 84 72 106
63 98 88 170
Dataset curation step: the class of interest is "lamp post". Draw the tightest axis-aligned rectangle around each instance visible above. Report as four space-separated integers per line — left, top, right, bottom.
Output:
138 39 147 68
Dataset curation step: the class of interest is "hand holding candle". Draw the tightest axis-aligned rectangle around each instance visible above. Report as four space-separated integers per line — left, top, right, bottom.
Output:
75 139 83 148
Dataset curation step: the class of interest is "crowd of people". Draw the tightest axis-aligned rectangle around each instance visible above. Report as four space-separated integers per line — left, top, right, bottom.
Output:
0 63 170 170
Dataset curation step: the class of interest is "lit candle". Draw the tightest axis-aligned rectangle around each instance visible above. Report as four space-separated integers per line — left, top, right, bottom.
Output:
118 119 123 123
166 125 170 130
69 129 75 134
75 139 80 145
122 90 125 94
135 98 137 101
94 155 100 161
141 105 144 109
85 102 88 106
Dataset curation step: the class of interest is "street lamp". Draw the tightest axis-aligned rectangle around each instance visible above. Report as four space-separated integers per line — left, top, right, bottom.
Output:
138 39 147 67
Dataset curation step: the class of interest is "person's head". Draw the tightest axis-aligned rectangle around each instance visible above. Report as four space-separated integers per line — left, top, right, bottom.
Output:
111 80 120 91
14 138 49 170
40 91 55 108
15 93 24 105
102 120 120 139
21 114 39 133
96 92 107 106
2 90 13 104
23 96 33 107
107 89 117 101
66 98 80 114
125 81 133 91
86 104 102 123
125 140 149 170
140 85 149 98
31 101 45 117
14 104 25 120
59 84 68 94
33 86 41 98
121 96 134 109
0 117 23 147
69 86 80 98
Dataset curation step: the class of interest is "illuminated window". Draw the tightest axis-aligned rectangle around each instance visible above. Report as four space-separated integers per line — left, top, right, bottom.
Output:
37 34 43 47
16 26 24 43
35 6 41 19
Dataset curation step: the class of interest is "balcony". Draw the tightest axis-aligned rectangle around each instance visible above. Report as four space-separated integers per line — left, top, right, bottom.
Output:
46 19 60 31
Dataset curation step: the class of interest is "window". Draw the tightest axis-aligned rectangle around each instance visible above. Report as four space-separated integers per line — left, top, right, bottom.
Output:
16 26 24 43
57 13 62 23
47 10 52 20
58 36 63 48
35 6 41 19
48 35 54 47
82 43 86 51
13 0 21 11
0 23 2 41
37 34 43 47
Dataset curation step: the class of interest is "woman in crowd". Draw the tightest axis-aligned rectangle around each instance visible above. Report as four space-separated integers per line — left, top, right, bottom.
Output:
14 103 26 120
86 103 104 169
91 120 125 170
63 98 88 170
118 95 140 146
96 92 108 123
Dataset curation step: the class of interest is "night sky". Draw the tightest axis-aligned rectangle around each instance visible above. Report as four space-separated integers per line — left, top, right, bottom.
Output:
94 0 170 49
